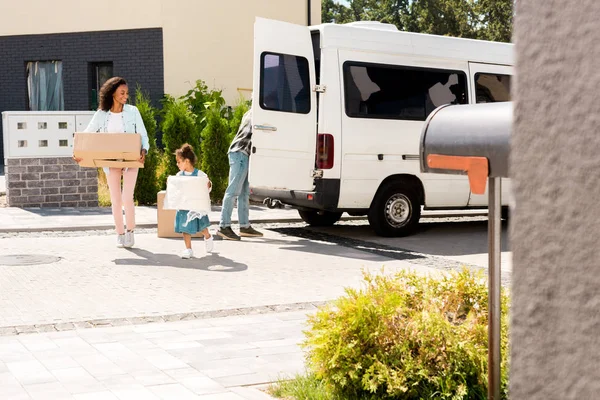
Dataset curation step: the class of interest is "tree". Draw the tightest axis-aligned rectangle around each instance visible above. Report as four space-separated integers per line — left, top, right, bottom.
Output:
321 0 513 43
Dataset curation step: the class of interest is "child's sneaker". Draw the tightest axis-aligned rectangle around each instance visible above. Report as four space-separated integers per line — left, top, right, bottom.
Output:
205 235 214 253
116 234 125 248
181 248 193 259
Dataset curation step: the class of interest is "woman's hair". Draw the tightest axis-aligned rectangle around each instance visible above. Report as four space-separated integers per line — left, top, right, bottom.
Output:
98 77 128 111
175 143 197 165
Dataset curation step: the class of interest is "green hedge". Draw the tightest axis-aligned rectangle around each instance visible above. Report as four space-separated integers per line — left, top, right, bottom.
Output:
303 269 510 399
133 86 160 205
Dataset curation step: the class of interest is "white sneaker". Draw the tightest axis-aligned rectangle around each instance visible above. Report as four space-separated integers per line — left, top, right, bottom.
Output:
204 235 214 253
124 231 135 248
181 248 193 259
116 234 125 248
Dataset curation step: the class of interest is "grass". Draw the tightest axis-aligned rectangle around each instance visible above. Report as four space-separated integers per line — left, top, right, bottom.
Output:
267 374 372 400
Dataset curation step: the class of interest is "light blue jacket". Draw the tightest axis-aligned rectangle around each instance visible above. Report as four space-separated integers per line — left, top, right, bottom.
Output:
84 104 150 151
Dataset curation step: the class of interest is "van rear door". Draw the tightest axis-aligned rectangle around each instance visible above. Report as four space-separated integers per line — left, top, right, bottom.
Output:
249 18 318 191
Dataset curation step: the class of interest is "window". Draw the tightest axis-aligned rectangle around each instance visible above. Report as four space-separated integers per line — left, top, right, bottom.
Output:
89 62 114 110
260 53 310 114
26 61 64 111
475 73 511 103
344 62 468 120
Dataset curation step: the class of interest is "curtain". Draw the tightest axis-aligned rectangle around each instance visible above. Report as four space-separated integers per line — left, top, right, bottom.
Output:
27 61 64 111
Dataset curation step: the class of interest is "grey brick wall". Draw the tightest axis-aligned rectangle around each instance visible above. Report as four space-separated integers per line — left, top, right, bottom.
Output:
0 28 164 171
5 158 98 207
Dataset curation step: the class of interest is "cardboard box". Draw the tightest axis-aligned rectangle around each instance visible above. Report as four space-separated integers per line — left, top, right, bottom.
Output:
157 191 205 238
73 132 144 168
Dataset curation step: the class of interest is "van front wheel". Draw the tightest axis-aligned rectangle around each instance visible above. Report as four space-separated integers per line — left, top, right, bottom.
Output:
298 210 343 227
368 184 421 237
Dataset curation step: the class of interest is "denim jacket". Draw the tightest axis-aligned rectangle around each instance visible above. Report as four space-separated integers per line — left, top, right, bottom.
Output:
84 104 150 151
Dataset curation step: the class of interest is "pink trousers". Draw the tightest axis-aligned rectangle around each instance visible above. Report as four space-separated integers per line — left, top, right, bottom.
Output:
106 168 139 235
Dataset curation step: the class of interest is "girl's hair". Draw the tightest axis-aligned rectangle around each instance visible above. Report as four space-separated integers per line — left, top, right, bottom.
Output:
175 143 197 165
98 77 128 111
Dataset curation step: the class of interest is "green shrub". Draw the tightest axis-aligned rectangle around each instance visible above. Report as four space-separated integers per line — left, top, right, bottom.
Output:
200 99 231 202
228 98 251 143
303 269 509 400
133 86 160 204
159 95 197 187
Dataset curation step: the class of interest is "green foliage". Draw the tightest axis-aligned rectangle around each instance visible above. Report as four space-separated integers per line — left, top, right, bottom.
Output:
303 269 510 399
200 100 231 202
133 86 160 204
180 80 227 160
227 98 251 143
322 0 513 43
159 95 197 185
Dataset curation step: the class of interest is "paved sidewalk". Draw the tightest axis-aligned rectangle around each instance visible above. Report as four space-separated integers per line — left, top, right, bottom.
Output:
0 229 435 330
0 310 310 399
0 202 486 232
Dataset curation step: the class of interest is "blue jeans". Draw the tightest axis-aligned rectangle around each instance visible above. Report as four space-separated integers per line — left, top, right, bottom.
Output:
220 151 250 228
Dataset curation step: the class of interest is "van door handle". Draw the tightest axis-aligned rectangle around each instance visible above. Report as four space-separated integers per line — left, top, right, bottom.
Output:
253 124 277 132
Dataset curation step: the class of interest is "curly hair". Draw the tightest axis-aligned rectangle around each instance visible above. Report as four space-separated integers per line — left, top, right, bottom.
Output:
175 143 197 165
98 77 128 111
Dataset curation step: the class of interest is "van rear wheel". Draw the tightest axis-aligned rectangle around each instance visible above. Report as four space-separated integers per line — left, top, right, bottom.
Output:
368 184 421 237
298 210 343 227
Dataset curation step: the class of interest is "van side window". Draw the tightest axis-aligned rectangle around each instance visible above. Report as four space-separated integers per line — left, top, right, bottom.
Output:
343 62 468 120
260 52 311 114
475 73 511 103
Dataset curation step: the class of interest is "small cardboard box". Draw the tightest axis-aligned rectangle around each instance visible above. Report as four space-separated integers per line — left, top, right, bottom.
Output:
157 191 205 238
73 132 144 168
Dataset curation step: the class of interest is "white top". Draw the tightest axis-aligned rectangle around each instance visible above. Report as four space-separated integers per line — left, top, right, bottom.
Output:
106 111 125 133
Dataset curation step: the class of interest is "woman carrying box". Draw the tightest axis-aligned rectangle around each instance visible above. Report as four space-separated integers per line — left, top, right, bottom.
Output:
75 77 149 248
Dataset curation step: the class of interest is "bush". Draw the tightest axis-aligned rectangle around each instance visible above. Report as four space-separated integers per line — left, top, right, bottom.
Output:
303 269 509 400
133 86 160 204
200 99 231 202
159 95 197 188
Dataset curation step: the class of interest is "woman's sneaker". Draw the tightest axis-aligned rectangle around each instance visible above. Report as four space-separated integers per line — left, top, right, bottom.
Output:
239 226 263 237
124 231 135 248
181 248 193 259
116 234 125 248
205 235 214 253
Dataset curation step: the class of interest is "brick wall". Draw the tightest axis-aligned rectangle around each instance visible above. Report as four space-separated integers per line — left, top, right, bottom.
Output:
0 28 164 166
5 158 98 207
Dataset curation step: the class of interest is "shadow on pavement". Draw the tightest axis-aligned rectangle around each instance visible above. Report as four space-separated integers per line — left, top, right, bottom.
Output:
113 248 248 272
298 219 509 257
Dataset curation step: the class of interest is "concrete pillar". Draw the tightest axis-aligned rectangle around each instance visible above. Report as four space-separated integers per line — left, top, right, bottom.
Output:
511 1 600 398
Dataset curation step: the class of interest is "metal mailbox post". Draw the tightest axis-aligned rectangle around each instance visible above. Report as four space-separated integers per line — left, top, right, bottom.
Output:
420 101 512 400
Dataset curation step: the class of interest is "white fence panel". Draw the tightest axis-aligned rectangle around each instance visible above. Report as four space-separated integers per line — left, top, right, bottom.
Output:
2 111 95 159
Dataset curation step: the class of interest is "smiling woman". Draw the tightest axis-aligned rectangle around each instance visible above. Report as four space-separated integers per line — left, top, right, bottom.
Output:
77 76 150 249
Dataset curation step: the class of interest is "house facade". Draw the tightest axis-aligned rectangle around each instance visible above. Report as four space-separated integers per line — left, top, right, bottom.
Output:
0 0 321 169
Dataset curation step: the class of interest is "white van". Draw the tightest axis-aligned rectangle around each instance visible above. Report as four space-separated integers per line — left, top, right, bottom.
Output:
249 18 513 237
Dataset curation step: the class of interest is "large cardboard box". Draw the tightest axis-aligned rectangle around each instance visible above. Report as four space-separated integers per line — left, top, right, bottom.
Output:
73 132 144 168
157 191 205 238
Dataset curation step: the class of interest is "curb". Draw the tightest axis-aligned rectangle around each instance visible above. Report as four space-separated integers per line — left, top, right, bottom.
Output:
0 212 488 234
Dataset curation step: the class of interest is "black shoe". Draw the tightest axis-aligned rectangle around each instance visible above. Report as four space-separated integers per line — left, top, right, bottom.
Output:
239 226 264 237
216 227 241 241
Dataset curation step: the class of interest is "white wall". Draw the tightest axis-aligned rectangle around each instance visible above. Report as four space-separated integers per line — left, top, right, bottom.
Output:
0 0 321 104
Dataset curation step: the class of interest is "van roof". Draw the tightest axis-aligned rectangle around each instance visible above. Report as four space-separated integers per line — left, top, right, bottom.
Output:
311 22 514 66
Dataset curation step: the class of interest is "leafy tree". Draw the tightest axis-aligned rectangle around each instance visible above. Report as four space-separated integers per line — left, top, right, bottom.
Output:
322 0 513 43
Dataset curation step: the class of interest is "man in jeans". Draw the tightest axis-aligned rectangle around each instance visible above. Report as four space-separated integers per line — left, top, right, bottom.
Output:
216 108 263 240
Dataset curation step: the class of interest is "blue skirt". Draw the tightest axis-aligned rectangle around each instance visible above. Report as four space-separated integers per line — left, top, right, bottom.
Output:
174 211 210 234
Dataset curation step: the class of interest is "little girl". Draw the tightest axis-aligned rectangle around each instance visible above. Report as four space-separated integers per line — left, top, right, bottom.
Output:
174 143 213 259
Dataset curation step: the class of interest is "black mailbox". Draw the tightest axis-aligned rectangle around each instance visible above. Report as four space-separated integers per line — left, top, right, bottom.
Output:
420 102 512 194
